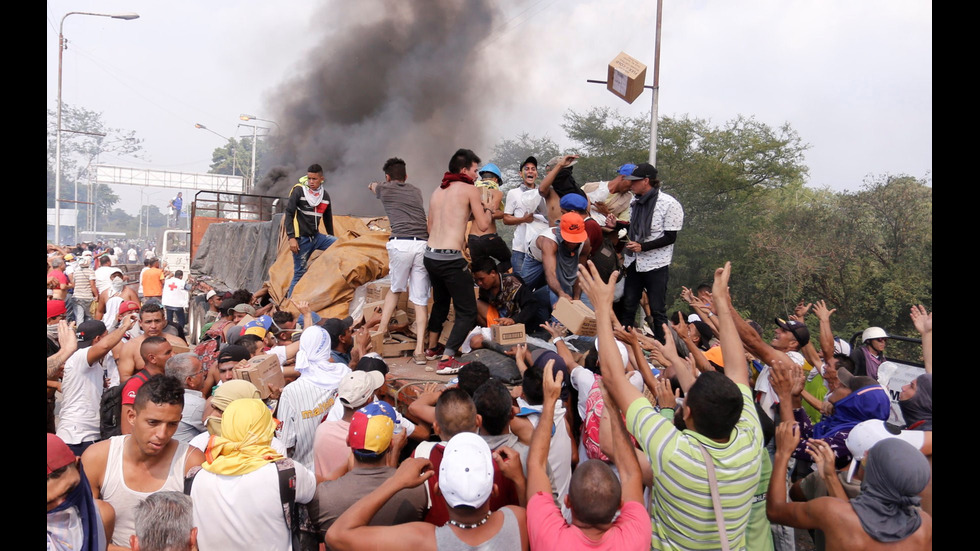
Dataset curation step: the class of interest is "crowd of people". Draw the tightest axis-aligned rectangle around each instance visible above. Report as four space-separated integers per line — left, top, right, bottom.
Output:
47 149 932 550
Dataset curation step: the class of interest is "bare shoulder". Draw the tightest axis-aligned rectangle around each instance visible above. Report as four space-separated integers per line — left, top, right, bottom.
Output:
81 439 113 490
165 333 189 346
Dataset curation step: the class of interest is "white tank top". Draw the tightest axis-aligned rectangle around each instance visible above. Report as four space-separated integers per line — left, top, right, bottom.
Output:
100 435 191 547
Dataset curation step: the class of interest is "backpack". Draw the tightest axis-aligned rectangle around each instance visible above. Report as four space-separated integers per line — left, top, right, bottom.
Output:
185 458 317 550
194 319 231 372
99 370 150 439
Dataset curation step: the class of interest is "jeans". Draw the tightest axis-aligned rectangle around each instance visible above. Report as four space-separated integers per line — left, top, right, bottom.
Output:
423 255 477 356
520 256 546 291
510 251 526 276
618 263 669 342
66 296 91 324
288 233 338 297
166 306 186 329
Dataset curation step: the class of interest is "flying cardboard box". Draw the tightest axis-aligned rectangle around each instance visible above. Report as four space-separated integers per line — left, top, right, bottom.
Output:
552 298 597 336
491 323 526 346
233 354 285 399
607 52 647 104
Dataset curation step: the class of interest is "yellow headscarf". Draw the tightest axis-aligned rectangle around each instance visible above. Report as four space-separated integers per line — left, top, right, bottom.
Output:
205 380 262 436
203 398 283 476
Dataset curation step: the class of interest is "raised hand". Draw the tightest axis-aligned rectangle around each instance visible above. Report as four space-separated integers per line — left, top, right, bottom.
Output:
910 304 932 335
652 377 678 410
577 260 619 310
542 359 564 405
805 438 837 481
813 300 835 322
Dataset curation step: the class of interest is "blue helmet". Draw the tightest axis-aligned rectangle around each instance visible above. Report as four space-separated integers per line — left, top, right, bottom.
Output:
478 163 503 183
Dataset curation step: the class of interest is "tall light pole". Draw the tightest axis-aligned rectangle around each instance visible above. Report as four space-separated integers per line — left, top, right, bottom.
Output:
649 0 663 166
195 123 240 176
55 10 139 245
239 114 279 194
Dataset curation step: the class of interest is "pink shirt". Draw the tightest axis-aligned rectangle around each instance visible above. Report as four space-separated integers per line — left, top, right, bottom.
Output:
312 419 351 480
526 492 651 550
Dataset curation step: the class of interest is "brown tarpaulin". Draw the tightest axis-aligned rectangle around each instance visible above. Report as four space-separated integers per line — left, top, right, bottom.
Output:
268 215 393 319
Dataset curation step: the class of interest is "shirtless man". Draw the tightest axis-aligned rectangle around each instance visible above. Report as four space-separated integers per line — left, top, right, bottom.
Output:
96 271 141 320
116 303 188 382
82 375 204 550
423 148 492 375
467 163 512 273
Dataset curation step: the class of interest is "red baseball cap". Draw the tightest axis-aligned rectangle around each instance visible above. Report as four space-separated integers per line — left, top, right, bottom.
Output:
47 434 76 474
118 300 141 316
47 299 67 320
559 212 588 243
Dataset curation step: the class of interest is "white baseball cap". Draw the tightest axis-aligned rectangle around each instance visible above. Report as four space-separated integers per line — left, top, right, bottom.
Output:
205 290 217 300
439 432 495 508
594 336 629 371
844 420 924 483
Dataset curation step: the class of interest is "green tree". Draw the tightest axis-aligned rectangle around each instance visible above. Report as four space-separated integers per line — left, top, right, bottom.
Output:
209 135 273 182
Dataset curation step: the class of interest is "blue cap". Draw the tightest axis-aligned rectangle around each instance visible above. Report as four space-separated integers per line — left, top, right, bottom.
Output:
559 193 588 212
478 163 503 182
617 163 638 176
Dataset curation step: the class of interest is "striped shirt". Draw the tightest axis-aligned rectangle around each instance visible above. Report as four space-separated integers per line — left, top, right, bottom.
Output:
625 384 763 551
276 378 340 471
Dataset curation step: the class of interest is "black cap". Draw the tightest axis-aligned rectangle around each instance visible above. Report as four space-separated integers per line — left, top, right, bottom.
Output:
624 162 658 181
774 317 810 348
520 156 538 170
216 344 250 364
355 355 389 376
77 320 107 348
322 317 354 343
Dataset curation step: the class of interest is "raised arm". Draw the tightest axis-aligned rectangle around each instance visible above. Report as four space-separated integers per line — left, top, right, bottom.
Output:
537 155 578 198
910 305 932 373
599 380 645 504
812 300 838 370
578 262 645 412
712 262 749 387
325 458 436 551
525 359 561 498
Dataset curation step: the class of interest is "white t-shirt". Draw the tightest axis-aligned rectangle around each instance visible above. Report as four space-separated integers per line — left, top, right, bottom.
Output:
56 347 107 445
755 350 807 421
191 460 316 551
622 191 684 272
504 186 548 253
127 248 138 262
161 277 189 308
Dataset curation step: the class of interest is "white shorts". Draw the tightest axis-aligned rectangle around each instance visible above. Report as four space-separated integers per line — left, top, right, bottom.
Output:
386 239 431 306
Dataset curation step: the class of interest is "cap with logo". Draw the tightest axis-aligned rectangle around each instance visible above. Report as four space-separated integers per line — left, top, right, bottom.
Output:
774 317 810 347
77 320 108 348
624 162 658 181
559 212 588 243
118 300 141 316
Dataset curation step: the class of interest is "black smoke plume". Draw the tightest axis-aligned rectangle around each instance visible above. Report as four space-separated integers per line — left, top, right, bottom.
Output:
255 0 501 216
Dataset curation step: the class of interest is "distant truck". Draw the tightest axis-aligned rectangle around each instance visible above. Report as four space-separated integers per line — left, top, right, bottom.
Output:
158 229 191 278
184 190 285 343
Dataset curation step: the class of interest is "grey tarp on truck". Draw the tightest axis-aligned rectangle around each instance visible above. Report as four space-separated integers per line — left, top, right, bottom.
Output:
190 213 284 293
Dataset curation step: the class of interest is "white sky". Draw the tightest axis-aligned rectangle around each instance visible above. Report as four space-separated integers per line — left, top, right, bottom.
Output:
47 0 932 216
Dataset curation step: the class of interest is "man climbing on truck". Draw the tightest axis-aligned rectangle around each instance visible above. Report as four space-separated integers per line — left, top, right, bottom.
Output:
284 163 337 298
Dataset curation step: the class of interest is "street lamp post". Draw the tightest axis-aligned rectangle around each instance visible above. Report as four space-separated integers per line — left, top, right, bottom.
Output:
239 114 279 194
195 123 239 176
55 10 139 245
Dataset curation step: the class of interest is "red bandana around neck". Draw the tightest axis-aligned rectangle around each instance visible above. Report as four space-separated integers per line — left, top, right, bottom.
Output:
440 172 475 189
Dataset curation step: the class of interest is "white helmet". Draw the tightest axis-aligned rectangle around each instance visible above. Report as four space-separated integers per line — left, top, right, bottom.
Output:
862 327 888 342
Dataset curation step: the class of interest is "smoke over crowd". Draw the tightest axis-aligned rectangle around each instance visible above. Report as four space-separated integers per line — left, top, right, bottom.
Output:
255 0 502 216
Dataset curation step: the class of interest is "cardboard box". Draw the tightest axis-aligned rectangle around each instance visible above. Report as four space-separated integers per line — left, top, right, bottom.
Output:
607 51 647 104
552 298 597 336
392 309 409 327
171 344 191 355
233 354 285 399
491 323 526 346
370 330 418 358
364 281 390 303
